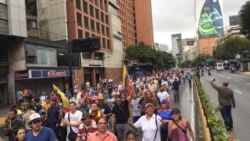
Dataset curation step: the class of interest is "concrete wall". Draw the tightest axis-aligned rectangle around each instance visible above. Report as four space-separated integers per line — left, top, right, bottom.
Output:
8 0 27 37
37 0 68 41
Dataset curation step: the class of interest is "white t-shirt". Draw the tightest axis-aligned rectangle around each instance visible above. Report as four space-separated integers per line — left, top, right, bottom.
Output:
131 98 141 117
157 91 169 102
134 114 161 141
161 81 168 87
40 95 46 105
64 110 83 134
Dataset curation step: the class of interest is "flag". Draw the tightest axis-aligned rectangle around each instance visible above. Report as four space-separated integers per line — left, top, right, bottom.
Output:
122 65 131 97
53 84 69 108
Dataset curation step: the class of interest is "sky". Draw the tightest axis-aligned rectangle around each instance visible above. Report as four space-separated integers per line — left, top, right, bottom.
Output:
152 0 246 51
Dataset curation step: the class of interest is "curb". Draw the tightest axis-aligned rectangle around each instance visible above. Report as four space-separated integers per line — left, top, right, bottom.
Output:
194 81 211 141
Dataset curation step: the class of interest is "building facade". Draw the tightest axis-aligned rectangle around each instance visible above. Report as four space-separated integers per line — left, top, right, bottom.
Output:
0 0 27 104
117 0 154 48
171 33 182 62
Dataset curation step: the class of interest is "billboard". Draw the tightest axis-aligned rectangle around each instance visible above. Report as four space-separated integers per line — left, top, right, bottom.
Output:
196 0 224 38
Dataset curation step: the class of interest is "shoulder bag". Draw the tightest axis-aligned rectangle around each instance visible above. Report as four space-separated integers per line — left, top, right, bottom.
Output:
153 114 158 141
173 120 187 134
68 112 77 141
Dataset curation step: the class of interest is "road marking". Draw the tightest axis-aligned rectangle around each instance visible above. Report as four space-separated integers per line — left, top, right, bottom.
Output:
234 90 243 95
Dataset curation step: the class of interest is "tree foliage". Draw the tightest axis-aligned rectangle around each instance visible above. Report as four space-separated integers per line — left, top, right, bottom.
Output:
192 54 211 67
239 1 250 38
125 42 176 69
214 36 250 60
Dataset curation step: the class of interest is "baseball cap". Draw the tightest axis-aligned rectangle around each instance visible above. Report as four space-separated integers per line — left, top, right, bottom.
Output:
29 113 41 123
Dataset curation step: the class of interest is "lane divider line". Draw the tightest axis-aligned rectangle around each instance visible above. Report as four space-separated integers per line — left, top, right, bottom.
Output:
234 90 243 95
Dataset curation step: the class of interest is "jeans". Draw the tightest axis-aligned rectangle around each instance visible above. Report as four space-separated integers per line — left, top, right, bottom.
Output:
220 105 233 129
115 123 129 139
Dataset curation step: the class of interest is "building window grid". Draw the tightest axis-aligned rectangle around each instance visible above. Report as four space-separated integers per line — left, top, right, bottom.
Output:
76 0 81 10
90 4 94 17
84 16 89 28
76 12 82 26
83 1 88 13
91 19 95 31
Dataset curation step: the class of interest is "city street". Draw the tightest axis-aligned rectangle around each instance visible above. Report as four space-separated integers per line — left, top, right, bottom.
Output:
200 70 250 140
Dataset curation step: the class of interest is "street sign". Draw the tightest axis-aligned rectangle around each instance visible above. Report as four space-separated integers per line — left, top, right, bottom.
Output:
71 38 100 53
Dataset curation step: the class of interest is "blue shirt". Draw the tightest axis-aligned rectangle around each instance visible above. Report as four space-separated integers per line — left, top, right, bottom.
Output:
47 105 59 124
25 127 57 141
158 109 172 131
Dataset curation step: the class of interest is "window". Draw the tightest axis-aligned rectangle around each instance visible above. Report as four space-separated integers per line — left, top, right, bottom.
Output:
84 16 89 28
101 12 104 22
78 29 83 38
106 27 109 36
91 19 95 31
83 1 88 13
90 5 94 17
95 0 99 6
75 0 81 10
77 13 82 26
102 38 106 48
94 52 104 60
0 41 8 62
96 22 100 33
85 32 90 38
100 0 103 9
82 52 92 59
107 39 110 49
25 44 57 67
0 19 8 34
95 9 99 19
101 25 105 34
105 15 109 24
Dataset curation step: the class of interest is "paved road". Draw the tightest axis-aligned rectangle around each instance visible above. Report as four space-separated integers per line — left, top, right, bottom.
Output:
200 70 250 140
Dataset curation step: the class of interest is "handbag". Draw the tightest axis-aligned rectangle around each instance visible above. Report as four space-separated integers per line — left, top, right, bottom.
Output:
68 112 77 141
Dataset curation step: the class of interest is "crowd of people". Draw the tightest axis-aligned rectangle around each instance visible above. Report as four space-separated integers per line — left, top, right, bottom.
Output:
4 69 195 141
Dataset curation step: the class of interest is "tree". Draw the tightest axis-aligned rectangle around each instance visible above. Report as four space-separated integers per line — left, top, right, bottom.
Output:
192 54 210 67
125 42 176 68
239 1 250 38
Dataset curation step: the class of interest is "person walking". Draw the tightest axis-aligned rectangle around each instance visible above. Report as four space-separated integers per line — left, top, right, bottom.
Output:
172 78 180 103
25 113 57 141
168 108 195 141
88 117 118 141
15 128 26 141
111 94 132 141
187 72 192 88
4 109 24 141
129 103 162 141
210 78 235 131
63 102 83 141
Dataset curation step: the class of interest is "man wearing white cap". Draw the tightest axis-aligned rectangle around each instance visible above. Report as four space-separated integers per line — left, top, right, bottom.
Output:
25 113 57 141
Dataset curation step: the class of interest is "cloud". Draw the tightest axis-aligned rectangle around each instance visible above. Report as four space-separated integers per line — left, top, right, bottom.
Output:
152 0 246 49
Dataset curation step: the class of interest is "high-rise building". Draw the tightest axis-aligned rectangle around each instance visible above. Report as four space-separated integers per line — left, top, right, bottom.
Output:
195 0 224 55
171 33 182 61
0 0 27 104
117 0 154 48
